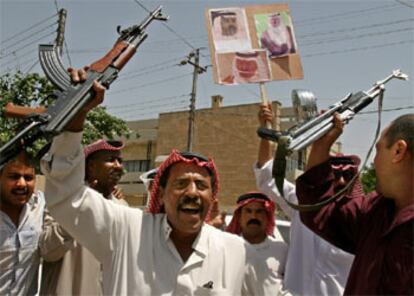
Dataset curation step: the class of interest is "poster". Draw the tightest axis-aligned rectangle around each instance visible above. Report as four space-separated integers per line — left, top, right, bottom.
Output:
206 3 303 85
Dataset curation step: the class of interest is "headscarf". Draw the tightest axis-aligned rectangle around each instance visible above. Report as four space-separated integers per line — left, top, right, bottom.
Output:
84 139 124 160
330 153 364 196
226 192 275 236
146 149 219 219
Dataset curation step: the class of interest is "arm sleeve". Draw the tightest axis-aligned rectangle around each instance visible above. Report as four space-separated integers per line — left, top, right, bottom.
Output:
253 159 297 219
39 208 76 262
40 132 137 262
296 160 368 254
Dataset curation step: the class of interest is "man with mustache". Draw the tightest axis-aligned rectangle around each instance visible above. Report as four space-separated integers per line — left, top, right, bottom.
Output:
226 192 288 295
255 103 357 296
39 69 276 295
296 113 413 295
39 138 127 295
0 150 45 295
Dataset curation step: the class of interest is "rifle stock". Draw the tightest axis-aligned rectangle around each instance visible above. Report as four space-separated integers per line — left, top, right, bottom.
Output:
4 103 47 119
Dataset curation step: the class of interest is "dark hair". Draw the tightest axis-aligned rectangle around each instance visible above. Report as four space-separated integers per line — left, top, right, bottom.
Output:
159 151 215 189
385 114 414 156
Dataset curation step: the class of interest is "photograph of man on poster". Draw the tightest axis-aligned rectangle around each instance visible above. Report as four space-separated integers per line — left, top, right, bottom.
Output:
209 7 252 52
255 11 297 58
216 50 271 85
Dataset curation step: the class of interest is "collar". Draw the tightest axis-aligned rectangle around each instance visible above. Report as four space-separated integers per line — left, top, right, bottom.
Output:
161 215 208 257
384 200 414 236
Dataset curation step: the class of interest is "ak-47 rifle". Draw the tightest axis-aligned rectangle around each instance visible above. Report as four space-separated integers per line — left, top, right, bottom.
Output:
257 69 408 211
0 6 168 169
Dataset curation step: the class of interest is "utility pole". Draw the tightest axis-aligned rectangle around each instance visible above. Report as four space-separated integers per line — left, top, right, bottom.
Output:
180 48 207 152
55 9 67 55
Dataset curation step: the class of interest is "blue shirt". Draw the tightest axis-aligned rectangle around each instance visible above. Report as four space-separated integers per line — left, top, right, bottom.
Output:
0 191 45 296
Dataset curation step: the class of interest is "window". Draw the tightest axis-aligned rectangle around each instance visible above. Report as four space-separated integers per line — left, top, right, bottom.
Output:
123 160 150 173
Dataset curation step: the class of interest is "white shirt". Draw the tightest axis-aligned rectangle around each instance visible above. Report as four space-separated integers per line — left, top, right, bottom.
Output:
249 236 289 296
40 132 267 296
254 159 354 296
0 191 45 296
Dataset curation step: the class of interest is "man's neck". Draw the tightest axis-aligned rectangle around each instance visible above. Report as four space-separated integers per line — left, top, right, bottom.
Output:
0 203 23 227
170 230 199 262
243 233 267 244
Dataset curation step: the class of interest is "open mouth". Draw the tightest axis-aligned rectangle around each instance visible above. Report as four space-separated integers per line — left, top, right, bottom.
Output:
180 208 201 215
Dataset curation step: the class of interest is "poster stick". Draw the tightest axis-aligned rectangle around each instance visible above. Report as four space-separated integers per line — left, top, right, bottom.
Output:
259 82 272 129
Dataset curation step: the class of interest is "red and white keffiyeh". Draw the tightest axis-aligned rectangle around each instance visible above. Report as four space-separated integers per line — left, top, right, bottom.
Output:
226 192 275 236
146 149 219 219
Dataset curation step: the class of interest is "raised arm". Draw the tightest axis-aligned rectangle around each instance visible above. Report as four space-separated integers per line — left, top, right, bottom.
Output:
257 103 275 168
40 69 126 261
296 114 366 252
255 103 297 218
305 113 344 170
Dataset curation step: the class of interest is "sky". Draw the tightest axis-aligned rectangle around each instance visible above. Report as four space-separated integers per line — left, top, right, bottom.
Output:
1 0 413 163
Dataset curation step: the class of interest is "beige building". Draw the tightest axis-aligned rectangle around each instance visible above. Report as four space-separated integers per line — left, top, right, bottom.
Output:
119 96 313 211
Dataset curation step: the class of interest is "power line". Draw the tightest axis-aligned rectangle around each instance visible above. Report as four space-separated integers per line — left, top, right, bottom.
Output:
1 22 57 54
1 56 38 74
298 18 414 39
295 3 401 25
110 72 192 95
118 64 180 82
0 30 56 59
120 105 189 121
120 56 185 77
0 47 37 68
358 105 414 114
301 27 413 47
1 12 58 44
24 60 40 74
132 0 196 50
111 99 188 116
303 39 414 57
395 0 414 8
107 94 189 110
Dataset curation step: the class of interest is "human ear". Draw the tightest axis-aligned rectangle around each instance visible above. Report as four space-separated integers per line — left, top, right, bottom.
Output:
392 140 407 163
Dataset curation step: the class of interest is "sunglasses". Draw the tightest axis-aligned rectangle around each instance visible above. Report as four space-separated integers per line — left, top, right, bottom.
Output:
333 170 355 182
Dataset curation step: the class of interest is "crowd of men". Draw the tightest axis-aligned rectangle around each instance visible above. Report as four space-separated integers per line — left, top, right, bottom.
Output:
0 69 413 295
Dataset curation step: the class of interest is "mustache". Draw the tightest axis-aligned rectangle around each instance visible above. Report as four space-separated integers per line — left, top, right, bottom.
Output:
177 196 203 210
247 219 261 226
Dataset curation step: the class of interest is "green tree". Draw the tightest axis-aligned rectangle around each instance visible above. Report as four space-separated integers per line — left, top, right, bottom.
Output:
0 71 131 160
360 163 376 194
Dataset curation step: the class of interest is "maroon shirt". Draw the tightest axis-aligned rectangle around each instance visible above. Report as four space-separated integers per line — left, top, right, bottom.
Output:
296 161 414 295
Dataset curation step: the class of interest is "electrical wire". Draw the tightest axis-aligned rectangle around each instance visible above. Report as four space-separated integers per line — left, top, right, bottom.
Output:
109 72 193 95
1 22 57 54
107 94 189 110
298 18 414 39
395 0 414 8
1 12 58 44
301 27 413 47
303 39 414 57
132 0 196 50
0 30 56 59
295 3 401 25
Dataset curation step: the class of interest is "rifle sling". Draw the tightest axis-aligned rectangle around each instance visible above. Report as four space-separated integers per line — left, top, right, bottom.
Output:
272 137 342 212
